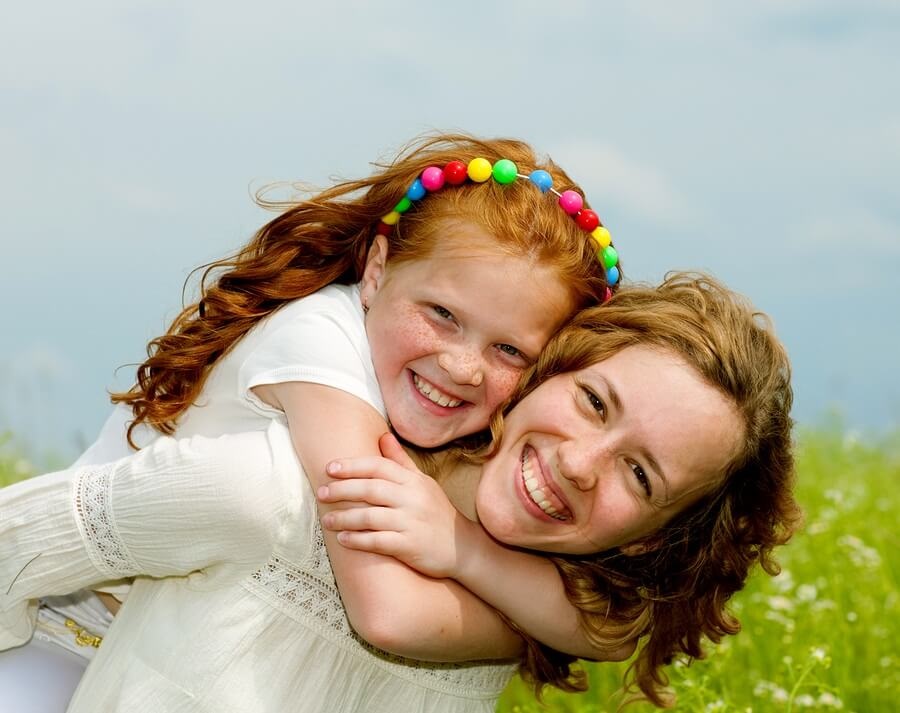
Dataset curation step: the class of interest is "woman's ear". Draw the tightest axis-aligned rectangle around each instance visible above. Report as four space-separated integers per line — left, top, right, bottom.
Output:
360 235 389 309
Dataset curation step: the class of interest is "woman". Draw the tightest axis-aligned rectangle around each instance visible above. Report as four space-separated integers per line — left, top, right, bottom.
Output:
0 274 798 710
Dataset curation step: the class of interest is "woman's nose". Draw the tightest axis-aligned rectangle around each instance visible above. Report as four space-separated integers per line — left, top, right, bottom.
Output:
437 350 484 387
557 437 610 491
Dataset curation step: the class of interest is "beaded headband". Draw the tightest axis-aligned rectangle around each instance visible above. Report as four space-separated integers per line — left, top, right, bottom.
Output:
376 157 620 301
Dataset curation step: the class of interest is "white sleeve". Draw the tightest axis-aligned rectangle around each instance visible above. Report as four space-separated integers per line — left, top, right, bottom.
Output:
72 404 159 468
0 424 295 651
238 292 385 419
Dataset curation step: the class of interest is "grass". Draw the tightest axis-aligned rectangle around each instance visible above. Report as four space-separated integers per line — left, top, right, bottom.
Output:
2 427 897 711
498 427 900 712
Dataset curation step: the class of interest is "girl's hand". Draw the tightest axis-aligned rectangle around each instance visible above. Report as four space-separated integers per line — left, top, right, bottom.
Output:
317 434 479 580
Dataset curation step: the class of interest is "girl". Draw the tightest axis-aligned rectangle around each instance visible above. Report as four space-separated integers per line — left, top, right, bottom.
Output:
3 132 622 705
0 274 798 710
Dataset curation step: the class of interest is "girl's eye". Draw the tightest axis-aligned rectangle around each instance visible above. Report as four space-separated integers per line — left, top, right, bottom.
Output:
497 343 522 358
432 305 454 320
631 463 652 497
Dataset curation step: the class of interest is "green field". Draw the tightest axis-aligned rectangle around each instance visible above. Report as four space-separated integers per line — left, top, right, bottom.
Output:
2 427 898 712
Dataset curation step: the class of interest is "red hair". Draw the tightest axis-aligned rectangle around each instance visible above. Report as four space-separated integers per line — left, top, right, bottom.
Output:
112 132 616 445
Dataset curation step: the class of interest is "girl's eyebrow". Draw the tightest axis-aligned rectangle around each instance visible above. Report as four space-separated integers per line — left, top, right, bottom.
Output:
598 375 671 502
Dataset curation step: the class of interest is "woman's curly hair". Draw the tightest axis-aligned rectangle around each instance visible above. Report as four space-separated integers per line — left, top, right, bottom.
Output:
473 272 801 706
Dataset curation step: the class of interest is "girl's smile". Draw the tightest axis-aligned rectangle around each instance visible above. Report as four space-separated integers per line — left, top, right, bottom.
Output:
360 225 575 448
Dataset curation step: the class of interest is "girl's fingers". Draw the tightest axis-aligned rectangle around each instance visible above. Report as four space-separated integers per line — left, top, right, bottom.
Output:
325 455 409 482
378 433 420 471
321 506 400 533
334 530 408 557
317 479 399 506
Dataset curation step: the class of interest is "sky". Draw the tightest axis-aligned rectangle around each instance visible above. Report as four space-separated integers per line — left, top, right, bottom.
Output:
1 0 898 463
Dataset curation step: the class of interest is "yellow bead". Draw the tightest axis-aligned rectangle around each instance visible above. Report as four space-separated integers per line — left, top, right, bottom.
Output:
467 157 493 183
590 226 611 249
381 211 401 226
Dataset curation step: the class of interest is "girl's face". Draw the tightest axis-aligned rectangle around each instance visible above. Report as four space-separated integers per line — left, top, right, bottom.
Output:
361 225 575 448
474 345 744 555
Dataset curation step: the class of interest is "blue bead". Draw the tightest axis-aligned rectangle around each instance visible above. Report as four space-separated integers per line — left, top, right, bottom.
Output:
606 266 620 286
529 170 553 193
406 179 426 201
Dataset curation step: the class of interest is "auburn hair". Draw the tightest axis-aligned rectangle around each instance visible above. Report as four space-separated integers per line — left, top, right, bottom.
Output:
112 132 616 445
470 273 800 705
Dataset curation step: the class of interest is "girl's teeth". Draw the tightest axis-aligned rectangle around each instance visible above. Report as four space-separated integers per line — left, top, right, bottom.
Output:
413 375 462 408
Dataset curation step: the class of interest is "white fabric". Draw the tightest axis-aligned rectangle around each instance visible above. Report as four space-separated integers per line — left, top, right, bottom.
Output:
1 283 516 712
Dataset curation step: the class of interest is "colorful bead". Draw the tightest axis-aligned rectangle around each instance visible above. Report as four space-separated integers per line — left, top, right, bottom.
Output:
591 226 611 249
421 166 445 192
492 158 518 185
393 197 412 213
443 161 468 185
558 190 583 215
467 157 493 183
379 158 620 292
406 179 426 201
601 245 619 269
575 209 600 232
528 170 553 193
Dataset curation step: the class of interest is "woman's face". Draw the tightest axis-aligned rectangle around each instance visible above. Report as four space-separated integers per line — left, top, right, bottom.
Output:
474 345 744 555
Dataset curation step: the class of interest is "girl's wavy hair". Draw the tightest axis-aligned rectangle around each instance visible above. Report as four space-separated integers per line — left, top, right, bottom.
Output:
474 272 800 706
112 132 615 445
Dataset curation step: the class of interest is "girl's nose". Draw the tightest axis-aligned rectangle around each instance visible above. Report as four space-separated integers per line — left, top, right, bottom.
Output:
438 350 484 387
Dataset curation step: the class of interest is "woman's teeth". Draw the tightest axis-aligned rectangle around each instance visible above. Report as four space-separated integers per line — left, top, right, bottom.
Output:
521 450 568 520
413 374 463 408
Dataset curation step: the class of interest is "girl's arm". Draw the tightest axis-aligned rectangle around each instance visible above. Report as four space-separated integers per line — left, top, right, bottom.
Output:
1 428 288 650
256 381 523 662
318 435 634 662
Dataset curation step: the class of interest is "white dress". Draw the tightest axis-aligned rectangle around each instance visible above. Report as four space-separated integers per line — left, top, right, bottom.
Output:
0 283 516 712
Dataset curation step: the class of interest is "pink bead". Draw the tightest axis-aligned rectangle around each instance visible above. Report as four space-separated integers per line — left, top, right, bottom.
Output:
421 166 445 192
558 190 583 215
603 287 613 303
575 209 600 232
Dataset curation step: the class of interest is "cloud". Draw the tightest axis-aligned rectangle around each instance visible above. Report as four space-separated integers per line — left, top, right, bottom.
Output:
547 141 695 230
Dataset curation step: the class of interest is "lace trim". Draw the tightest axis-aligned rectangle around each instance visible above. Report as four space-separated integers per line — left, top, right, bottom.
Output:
244 526 515 698
73 463 140 578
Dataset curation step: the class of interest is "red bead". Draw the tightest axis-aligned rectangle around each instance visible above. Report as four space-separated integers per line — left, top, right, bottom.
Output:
575 209 600 232
443 161 468 185
603 287 613 303
376 222 393 236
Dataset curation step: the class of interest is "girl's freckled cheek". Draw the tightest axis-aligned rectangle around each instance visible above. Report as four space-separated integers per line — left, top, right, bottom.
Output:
392 306 441 353
489 368 524 405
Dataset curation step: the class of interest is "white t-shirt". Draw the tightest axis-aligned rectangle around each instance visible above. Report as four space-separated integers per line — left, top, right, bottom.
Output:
0 283 516 712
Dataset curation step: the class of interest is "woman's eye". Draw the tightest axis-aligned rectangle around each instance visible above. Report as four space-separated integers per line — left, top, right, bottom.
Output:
632 463 652 497
432 305 453 320
582 387 605 417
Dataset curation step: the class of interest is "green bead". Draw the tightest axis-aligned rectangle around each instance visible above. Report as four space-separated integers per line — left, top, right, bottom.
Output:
393 197 412 213
601 245 619 269
492 158 518 185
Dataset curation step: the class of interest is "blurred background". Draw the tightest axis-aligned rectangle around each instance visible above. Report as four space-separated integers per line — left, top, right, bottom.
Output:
2 0 898 465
